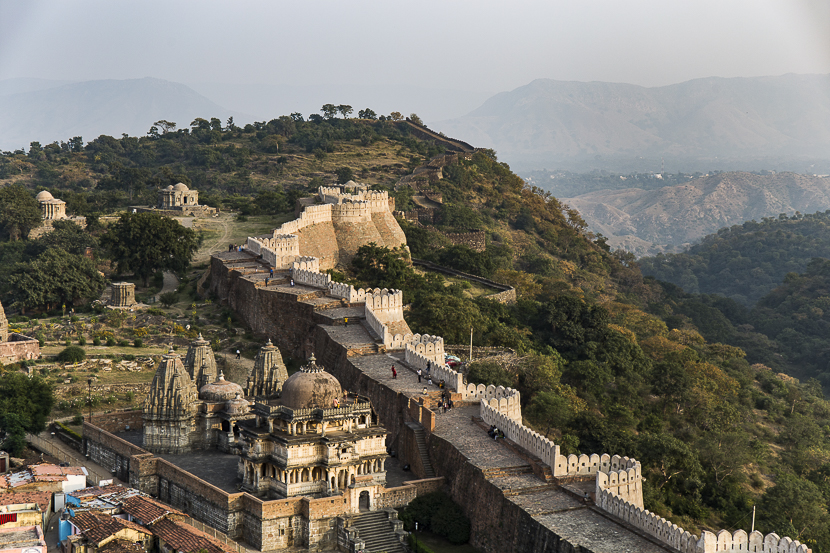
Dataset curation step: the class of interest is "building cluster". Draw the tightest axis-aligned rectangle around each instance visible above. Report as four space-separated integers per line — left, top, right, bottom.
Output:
142 337 388 504
0 460 233 553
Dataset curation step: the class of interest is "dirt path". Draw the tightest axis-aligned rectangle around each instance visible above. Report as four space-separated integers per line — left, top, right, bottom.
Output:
193 215 231 264
152 271 178 302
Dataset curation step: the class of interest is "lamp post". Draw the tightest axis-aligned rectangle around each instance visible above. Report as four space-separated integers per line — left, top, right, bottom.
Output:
87 378 93 421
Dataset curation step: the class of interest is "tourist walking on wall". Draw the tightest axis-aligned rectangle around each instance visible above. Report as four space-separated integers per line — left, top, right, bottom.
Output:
236 349 241 359
344 317 348 327
417 369 422 383
391 365 397 379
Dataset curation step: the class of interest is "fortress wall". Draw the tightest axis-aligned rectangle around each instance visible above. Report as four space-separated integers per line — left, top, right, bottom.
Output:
371 211 408 248
210 258 320 358
411 259 516 304
595 489 812 553
291 256 319 272
82 421 148 482
295 221 340 270
291 268 331 289
364 289 404 324
331 201 373 223
331 220 384 266
88 409 144 433
444 230 486 252
274 203 332 236
364 305 391 348
426 431 588 553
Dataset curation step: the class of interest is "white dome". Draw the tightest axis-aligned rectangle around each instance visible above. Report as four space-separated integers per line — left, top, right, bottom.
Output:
172 182 189 192
36 190 54 201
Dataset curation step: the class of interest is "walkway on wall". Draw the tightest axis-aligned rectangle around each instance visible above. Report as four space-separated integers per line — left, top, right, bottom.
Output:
211 251 675 552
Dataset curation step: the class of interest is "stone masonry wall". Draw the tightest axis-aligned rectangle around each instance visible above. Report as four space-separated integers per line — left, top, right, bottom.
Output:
427 431 584 553
0 334 40 363
89 409 144 433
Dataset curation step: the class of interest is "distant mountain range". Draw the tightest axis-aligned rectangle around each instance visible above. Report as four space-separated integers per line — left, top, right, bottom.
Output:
0 77 245 151
564 171 830 256
436 74 830 172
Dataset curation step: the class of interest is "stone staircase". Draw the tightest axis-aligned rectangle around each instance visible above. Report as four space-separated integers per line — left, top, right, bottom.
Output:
407 422 435 478
350 510 405 553
481 464 533 479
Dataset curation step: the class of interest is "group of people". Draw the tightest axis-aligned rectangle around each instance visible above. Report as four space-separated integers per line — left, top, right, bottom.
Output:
228 243 244 252
415 361 446 389
488 425 505 441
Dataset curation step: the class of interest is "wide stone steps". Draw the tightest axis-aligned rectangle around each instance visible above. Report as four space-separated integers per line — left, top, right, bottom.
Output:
482 464 534 479
407 422 436 478
503 483 559 497
351 511 404 553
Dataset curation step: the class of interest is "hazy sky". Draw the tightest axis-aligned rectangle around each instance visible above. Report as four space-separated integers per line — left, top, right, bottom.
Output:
2 0 830 119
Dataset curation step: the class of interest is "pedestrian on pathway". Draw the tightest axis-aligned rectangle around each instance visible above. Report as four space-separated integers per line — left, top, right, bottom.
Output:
265 278 269 287
290 279 295 286
269 268 274 277
236 349 241 359
426 360 432 375
417 369 422 383
391 365 397 379
344 317 348 327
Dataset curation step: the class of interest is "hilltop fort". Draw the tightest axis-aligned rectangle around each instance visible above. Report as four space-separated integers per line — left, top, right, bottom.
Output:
82 137 812 553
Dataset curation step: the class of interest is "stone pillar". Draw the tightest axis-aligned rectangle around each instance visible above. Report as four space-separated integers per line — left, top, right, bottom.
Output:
111 282 136 307
0 300 8 342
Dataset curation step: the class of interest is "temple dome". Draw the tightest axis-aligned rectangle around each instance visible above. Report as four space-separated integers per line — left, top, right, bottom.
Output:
225 392 249 415
199 371 244 402
165 185 174 191
36 190 54 201
172 182 189 191
280 354 342 410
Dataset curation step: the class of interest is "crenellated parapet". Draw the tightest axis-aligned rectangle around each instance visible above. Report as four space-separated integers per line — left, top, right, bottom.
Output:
291 256 320 273
318 186 389 214
274 203 333 236
595 463 643 508
331 200 373 223
364 288 404 323
248 234 301 269
292 268 332 288
596 489 811 552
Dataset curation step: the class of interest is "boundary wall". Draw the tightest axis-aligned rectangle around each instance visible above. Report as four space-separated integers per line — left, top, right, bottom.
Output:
597 489 811 553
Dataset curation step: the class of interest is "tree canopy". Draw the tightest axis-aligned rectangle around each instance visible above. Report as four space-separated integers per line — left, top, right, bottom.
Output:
101 212 198 285
0 372 54 455
0 184 42 241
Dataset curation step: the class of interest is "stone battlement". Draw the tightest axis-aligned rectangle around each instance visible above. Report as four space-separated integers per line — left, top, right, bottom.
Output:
596 489 811 552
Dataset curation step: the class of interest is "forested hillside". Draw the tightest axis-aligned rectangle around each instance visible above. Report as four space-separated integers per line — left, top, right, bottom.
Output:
2 115 830 549
640 210 830 306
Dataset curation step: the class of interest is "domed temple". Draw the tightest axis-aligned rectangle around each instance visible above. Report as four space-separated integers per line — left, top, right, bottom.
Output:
143 335 256 454
142 340 388 505
238 354 387 501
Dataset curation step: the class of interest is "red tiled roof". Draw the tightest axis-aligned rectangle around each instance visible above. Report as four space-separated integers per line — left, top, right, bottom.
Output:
99 539 145 553
0 491 51 512
30 465 85 477
149 519 230 553
72 512 151 545
120 496 183 525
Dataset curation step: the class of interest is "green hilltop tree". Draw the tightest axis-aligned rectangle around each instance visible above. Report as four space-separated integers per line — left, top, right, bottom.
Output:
8 247 107 310
101 212 198 286
0 372 54 456
0 184 42 241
